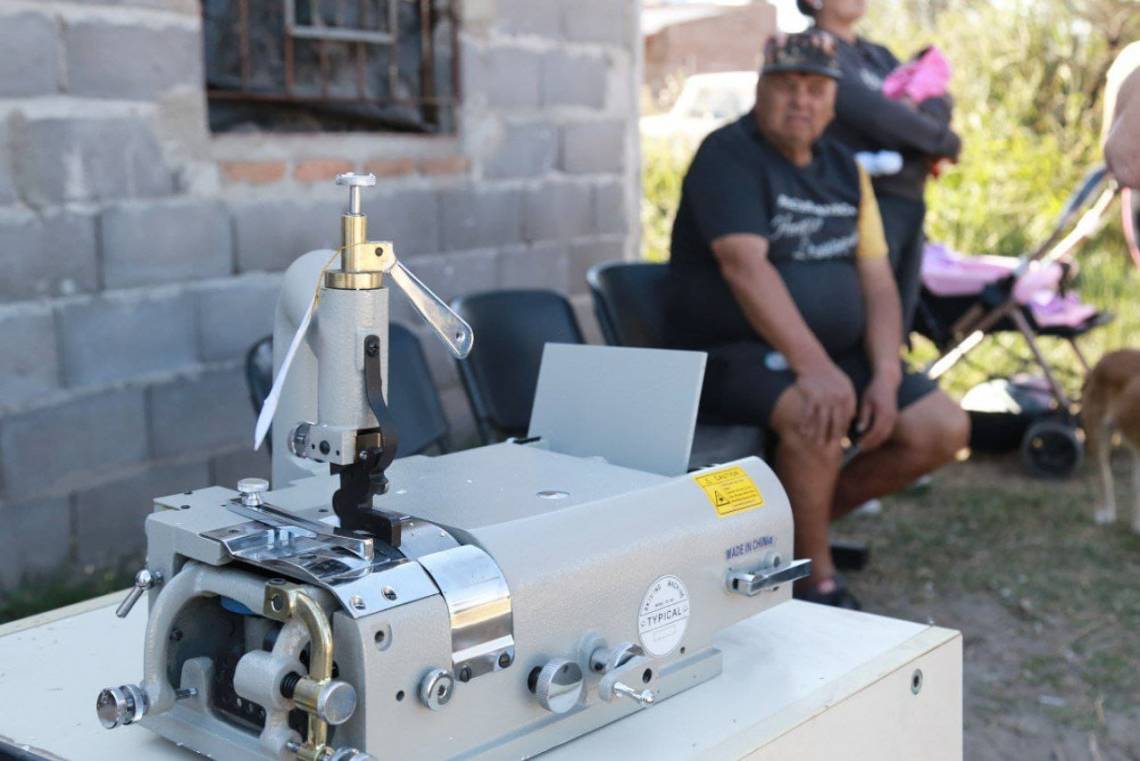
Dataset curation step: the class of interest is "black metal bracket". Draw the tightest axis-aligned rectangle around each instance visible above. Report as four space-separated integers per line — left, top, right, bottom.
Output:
331 334 408 546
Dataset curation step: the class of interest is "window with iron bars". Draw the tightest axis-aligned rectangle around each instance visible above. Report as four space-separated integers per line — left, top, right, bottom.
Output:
202 0 458 134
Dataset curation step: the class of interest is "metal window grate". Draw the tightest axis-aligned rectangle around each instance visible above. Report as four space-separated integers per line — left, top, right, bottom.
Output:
203 0 458 134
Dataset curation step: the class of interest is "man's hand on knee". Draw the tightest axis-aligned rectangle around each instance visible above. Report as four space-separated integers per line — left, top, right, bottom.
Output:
790 358 856 446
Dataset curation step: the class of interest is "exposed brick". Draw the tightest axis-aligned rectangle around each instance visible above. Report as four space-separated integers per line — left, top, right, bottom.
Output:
74 460 210 567
148 367 254 459
194 275 281 362
0 207 97 302
10 115 174 207
361 186 441 257
221 161 287 185
418 155 470 176
0 388 148 500
209 446 270 491
484 123 556 180
0 496 71 589
294 159 354 183
561 120 627 174
522 181 592 242
0 12 60 97
570 237 625 294
231 198 343 273
0 305 61 411
477 47 542 109
593 181 628 235
497 242 570 292
542 52 607 109
562 0 633 46
65 19 200 99
364 158 416 177
56 291 198 388
496 0 561 37
101 199 233 289
439 186 522 251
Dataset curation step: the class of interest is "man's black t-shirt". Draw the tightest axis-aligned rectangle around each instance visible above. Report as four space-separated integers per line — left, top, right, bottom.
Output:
666 114 886 355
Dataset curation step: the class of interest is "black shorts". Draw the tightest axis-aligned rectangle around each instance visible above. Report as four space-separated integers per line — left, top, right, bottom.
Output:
700 341 938 429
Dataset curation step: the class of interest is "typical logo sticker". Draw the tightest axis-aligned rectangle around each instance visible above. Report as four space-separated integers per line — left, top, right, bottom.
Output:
693 466 765 517
638 575 690 657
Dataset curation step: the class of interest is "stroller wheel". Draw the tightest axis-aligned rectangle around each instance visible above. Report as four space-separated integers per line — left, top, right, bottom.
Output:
1020 419 1083 479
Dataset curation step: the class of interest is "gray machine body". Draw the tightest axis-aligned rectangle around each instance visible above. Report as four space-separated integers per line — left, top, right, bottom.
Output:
121 250 800 760
138 443 794 760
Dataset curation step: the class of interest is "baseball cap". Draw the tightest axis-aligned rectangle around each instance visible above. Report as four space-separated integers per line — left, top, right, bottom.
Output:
762 30 842 79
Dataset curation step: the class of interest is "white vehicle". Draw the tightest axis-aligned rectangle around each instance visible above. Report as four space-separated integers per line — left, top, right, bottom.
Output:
641 71 758 144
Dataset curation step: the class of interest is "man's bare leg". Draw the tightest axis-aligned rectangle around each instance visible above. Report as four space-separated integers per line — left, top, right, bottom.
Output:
832 391 969 519
769 388 845 585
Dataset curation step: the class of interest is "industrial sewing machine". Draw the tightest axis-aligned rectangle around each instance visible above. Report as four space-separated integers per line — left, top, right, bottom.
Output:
94 174 810 761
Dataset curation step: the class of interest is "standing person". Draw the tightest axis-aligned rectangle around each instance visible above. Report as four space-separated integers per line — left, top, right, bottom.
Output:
798 0 961 335
1105 41 1140 189
665 31 969 608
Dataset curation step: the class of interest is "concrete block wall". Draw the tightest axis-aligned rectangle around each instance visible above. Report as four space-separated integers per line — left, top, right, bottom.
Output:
0 0 641 594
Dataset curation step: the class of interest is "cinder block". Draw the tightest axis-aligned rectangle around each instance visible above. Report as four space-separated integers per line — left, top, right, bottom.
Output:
479 47 542 109
561 120 627 174
148 367 254 459
0 496 71 590
439 186 522 251
497 242 570 292
361 186 441 256
570 237 625 294
209 446 270 491
0 388 148 500
542 52 607 109
562 0 633 47
0 12 60 97
65 19 201 99
522 181 592 242
407 321 461 391
0 207 98 302
495 0 561 37
101 199 233 289
484 122 557 180
57 291 198 388
74 459 211 567
10 115 175 207
231 198 343 273
593 181 628 235
407 249 499 303
439 384 478 449
194 275 281 362
0 305 61 411
0 121 16 206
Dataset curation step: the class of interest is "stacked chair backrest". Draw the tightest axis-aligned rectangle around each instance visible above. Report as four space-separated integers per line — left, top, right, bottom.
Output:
451 289 585 443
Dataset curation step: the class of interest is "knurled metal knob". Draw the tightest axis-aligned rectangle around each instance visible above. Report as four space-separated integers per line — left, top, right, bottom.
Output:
237 478 269 506
96 684 149 729
335 172 376 187
533 658 584 714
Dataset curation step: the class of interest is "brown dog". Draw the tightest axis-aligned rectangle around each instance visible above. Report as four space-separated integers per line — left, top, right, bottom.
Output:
1083 349 1140 531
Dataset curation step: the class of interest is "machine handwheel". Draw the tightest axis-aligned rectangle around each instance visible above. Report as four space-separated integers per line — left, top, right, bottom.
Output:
1020 419 1083 479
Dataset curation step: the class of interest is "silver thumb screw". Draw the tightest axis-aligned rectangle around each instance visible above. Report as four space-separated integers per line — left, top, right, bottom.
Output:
612 681 656 706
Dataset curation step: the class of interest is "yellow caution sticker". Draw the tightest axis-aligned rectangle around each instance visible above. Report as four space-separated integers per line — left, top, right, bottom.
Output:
693 466 764 517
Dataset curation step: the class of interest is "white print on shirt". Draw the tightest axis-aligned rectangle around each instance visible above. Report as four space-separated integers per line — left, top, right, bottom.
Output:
771 194 860 262
860 69 884 90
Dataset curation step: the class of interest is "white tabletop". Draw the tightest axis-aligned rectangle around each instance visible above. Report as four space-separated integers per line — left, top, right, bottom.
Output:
0 596 956 760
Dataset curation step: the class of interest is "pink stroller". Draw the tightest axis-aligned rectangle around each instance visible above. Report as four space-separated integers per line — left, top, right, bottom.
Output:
913 166 1120 477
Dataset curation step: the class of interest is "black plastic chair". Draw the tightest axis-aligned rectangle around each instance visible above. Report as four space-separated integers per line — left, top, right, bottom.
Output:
451 289 585 443
242 325 450 458
587 260 670 348
388 323 451 456
586 261 767 468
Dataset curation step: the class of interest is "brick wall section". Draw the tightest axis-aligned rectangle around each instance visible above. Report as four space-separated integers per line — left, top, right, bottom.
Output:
0 0 641 593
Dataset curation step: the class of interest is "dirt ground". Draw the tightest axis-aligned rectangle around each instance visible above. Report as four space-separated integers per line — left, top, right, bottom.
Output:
840 452 1140 761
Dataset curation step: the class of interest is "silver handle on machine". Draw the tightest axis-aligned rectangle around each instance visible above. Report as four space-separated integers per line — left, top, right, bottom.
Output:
115 568 163 618
726 558 811 597
387 261 473 358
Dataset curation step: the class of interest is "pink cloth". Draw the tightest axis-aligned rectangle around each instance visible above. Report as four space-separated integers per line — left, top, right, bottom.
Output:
883 46 952 102
921 243 1098 329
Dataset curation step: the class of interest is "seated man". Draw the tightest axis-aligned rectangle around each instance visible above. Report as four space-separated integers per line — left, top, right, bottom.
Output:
666 31 970 609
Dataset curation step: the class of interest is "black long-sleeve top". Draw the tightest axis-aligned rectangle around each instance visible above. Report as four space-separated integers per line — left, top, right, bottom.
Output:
825 36 962 201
